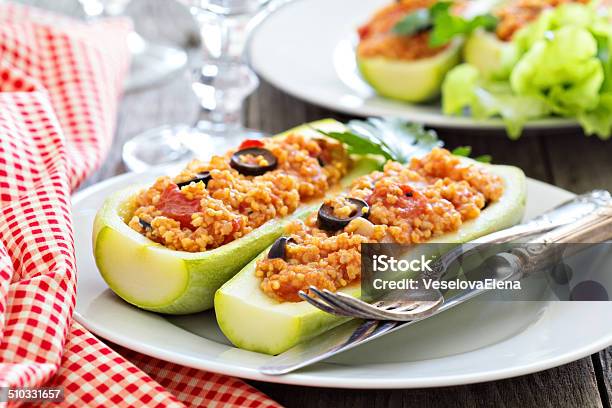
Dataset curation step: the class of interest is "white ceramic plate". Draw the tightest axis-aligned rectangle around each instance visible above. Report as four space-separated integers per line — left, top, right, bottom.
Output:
74 169 612 388
248 0 578 130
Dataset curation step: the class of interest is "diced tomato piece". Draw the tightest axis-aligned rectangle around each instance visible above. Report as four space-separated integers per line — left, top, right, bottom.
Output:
239 139 264 150
367 184 428 219
222 217 245 245
357 24 370 40
396 185 427 217
156 184 201 229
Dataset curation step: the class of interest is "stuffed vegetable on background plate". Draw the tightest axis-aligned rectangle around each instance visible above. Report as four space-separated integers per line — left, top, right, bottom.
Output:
247 0 612 138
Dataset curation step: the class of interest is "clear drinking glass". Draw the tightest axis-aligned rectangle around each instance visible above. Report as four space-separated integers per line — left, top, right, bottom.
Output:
79 0 188 92
121 0 272 172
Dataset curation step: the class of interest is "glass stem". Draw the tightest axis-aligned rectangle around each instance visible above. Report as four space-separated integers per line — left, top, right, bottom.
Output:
218 16 232 61
196 101 244 134
193 9 231 61
192 11 249 133
79 0 128 20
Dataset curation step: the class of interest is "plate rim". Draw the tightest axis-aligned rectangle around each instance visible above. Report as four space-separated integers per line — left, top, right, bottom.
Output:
73 171 612 389
247 0 580 130
72 306 612 389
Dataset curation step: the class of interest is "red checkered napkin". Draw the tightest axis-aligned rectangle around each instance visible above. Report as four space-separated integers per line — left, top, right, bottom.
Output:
0 3 280 407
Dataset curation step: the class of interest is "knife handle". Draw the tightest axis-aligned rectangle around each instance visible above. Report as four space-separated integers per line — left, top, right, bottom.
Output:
511 206 612 276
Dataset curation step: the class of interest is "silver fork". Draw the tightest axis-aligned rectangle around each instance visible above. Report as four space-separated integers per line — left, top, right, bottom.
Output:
298 286 444 321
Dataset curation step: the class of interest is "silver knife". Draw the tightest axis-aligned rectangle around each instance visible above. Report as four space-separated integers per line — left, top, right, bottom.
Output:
259 190 612 375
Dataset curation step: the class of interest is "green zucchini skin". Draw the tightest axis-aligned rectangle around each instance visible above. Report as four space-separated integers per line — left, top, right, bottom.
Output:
215 163 527 355
92 120 381 315
357 39 462 103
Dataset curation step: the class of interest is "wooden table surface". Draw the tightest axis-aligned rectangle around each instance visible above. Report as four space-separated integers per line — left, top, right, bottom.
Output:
44 0 610 406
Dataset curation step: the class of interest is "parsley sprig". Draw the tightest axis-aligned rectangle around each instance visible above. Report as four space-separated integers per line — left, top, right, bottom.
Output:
313 118 492 165
393 1 498 47
314 118 441 164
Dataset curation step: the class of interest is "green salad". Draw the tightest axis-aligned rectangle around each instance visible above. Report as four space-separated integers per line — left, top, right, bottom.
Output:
442 2 612 138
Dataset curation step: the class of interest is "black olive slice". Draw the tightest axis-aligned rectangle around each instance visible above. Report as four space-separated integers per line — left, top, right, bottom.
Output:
317 198 370 232
268 236 295 260
230 147 278 176
317 156 326 167
177 171 212 189
416 23 434 34
138 218 152 230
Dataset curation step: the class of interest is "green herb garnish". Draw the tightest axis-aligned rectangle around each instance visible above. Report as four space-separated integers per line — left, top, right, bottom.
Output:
314 119 493 165
451 145 471 157
392 1 498 47
451 146 493 163
313 118 441 164
429 2 498 47
392 8 432 36
474 154 493 163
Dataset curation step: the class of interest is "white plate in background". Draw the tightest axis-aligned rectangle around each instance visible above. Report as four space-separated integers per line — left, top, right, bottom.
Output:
248 0 578 131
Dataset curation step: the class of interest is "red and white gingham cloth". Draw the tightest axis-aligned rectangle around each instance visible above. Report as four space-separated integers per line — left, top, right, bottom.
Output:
0 3 280 407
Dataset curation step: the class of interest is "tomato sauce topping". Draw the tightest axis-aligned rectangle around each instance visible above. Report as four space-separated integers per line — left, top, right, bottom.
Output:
155 185 201 229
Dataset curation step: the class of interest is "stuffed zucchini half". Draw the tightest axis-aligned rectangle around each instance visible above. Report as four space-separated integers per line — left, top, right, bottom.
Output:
356 1 462 102
92 120 380 315
215 151 527 355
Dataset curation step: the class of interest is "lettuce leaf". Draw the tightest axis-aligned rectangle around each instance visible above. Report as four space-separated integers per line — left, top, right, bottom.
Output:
513 2 597 52
443 64 550 139
441 64 480 115
442 2 612 139
510 26 604 115
593 23 612 93
578 93 612 139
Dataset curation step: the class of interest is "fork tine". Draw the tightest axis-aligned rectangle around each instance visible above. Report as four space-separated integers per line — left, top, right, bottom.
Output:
376 300 405 310
303 286 445 322
308 287 376 319
363 299 442 321
328 290 403 321
332 290 444 321
298 290 350 317
394 302 422 312
393 297 444 319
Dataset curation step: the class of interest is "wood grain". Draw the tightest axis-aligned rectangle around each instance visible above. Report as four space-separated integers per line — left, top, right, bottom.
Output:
249 358 603 408
543 134 612 193
596 350 612 407
58 1 610 406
